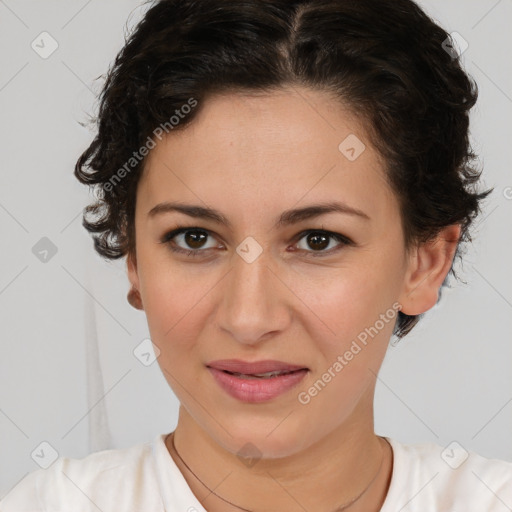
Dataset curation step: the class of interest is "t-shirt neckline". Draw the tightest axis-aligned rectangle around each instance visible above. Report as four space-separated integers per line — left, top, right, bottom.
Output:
152 433 404 512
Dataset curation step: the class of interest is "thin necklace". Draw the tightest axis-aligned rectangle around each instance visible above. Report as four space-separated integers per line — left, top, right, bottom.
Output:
167 433 387 512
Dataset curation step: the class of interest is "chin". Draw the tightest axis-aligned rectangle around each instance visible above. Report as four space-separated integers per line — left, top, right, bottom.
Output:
205 412 317 460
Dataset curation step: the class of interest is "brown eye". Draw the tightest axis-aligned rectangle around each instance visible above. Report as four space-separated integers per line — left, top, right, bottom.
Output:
305 232 330 251
161 227 220 257
295 230 352 256
183 230 208 249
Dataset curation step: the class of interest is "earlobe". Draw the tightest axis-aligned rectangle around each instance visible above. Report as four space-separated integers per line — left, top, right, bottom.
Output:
398 224 461 316
127 286 144 310
126 251 144 311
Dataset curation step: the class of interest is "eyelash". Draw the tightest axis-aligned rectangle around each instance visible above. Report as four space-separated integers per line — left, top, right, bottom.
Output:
159 226 354 258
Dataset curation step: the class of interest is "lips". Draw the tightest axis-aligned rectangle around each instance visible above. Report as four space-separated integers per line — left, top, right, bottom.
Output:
206 359 309 403
206 359 308 376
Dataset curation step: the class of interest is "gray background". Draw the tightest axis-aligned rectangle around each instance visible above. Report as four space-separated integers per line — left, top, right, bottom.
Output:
1 0 511 497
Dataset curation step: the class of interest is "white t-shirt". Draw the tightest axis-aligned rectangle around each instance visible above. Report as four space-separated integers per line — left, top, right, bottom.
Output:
2 433 512 511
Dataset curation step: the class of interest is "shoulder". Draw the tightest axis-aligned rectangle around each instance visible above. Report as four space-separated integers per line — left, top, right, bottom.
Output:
382 437 512 511
0 437 163 512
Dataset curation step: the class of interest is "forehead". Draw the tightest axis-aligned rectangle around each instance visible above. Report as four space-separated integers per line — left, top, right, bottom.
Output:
138 87 397 226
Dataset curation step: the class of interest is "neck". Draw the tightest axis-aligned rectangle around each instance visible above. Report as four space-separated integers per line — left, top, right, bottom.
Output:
166 403 393 512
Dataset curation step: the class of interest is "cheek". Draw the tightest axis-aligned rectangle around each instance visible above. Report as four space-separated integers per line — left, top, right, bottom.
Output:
292 255 403 395
137 253 214 349
294 273 399 425
295 265 397 344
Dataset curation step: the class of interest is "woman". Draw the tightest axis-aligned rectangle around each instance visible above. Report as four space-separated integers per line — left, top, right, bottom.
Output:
2 0 511 510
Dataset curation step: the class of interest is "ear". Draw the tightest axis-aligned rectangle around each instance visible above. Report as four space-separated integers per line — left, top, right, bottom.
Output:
126 250 144 310
398 224 461 316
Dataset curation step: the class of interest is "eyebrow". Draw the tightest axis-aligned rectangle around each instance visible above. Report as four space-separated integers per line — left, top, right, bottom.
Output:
147 201 370 228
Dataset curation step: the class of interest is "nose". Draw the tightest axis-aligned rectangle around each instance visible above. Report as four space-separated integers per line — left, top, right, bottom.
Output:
215 243 291 346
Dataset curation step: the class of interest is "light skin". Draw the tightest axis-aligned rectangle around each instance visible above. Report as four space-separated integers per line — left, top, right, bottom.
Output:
127 86 461 511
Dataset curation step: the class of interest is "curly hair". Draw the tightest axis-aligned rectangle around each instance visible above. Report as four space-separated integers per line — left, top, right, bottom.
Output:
74 0 492 338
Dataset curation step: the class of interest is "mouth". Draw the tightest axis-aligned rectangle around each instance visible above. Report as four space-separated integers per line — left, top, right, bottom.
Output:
206 359 309 403
218 368 306 379
206 359 309 374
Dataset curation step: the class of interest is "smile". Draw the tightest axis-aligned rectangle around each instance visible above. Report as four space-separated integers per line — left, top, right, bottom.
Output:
206 359 309 403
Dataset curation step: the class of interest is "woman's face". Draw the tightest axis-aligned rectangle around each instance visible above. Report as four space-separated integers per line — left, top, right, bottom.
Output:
128 87 420 457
